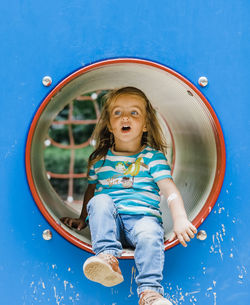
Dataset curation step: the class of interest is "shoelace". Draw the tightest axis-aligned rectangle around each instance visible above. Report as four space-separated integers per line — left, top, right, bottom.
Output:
99 254 118 265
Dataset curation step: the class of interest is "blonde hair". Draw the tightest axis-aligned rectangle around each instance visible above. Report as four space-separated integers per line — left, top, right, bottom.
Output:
87 87 167 174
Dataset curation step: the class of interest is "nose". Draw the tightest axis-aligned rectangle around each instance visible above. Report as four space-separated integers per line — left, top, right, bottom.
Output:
121 114 129 121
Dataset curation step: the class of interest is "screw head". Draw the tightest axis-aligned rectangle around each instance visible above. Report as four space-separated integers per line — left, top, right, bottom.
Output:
67 196 74 203
44 139 51 147
91 93 98 100
198 76 208 87
90 139 96 147
42 76 52 87
197 230 207 240
42 229 52 240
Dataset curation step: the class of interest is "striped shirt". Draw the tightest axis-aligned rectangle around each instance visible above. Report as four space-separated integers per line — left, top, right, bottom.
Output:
88 146 172 221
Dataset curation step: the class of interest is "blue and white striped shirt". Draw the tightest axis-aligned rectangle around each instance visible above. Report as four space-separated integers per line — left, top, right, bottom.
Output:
88 146 172 221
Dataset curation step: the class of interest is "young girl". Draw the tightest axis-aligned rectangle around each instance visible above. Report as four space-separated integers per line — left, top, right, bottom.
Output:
61 87 197 305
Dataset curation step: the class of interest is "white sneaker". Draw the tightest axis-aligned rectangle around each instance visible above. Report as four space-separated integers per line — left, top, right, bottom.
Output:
83 253 124 287
139 290 173 305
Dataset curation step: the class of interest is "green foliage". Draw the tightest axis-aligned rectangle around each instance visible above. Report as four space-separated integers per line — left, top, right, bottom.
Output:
44 146 93 199
48 125 70 144
43 90 108 201
44 146 93 173
72 99 97 120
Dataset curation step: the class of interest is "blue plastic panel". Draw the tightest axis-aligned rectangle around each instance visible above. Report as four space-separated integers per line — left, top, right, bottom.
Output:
0 1 249 304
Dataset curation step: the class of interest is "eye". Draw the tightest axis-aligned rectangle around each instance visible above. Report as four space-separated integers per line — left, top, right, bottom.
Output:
113 110 121 116
131 110 139 116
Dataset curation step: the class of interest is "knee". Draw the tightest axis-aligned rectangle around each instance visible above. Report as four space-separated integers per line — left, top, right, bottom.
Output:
87 194 115 214
135 229 156 242
133 219 164 245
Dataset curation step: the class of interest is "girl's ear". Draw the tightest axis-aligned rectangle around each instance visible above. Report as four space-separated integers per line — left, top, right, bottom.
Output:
143 124 147 132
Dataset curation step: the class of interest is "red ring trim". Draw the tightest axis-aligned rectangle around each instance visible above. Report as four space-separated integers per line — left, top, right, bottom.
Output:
25 58 226 258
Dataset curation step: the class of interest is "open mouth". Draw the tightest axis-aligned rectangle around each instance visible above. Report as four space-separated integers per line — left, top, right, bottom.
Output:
121 126 131 132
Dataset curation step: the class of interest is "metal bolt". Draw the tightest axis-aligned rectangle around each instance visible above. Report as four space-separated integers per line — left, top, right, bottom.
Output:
90 139 96 147
198 76 208 87
67 196 74 203
44 139 51 147
42 76 52 87
42 229 52 240
197 230 207 240
91 92 98 100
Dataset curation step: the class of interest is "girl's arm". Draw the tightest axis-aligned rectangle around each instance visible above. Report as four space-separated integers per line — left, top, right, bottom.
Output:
61 183 96 230
157 178 197 247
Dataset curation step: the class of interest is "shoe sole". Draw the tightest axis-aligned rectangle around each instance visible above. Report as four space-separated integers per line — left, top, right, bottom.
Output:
83 257 124 287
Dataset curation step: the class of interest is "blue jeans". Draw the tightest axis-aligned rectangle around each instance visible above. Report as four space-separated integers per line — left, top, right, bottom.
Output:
87 194 165 295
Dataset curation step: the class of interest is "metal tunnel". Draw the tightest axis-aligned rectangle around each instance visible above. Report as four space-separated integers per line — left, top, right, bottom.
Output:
26 58 225 258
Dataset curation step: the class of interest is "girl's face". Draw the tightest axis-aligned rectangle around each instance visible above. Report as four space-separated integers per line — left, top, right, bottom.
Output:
108 94 147 152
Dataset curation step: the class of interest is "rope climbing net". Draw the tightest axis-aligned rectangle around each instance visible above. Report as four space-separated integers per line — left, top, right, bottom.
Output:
44 90 106 212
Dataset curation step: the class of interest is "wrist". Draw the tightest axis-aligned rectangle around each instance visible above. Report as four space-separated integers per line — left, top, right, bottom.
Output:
80 211 87 219
173 213 188 222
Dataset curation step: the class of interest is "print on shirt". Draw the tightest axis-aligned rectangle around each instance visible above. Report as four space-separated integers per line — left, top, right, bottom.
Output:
107 157 148 188
88 146 173 220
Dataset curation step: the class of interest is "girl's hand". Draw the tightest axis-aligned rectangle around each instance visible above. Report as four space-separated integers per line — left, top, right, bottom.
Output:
60 217 87 231
169 216 197 247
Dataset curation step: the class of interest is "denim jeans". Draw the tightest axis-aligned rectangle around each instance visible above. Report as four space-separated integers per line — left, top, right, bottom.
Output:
87 194 165 295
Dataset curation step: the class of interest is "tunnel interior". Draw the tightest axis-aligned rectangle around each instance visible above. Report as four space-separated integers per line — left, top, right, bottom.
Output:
27 60 225 257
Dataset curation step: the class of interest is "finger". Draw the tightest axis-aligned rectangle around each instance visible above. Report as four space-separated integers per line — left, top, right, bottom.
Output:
77 222 84 231
69 219 74 227
72 220 81 229
177 234 187 247
183 233 190 242
61 217 69 225
168 232 176 242
78 222 87 231
190 223 197 234
187 228 195 239
60 217 66 222
62 218 73 229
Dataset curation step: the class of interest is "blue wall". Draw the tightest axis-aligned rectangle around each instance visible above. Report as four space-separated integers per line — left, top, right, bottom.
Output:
1 1 249 304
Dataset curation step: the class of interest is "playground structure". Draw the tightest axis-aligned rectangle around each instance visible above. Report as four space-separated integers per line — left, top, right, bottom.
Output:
1 1 249 305
26 59 226 257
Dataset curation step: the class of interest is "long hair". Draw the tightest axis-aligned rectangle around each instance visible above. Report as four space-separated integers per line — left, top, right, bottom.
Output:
87 87 167 174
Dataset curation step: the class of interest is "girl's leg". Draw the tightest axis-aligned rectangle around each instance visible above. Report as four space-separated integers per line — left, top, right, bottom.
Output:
84 194 124 287
87 194 123 257
121 215 165 296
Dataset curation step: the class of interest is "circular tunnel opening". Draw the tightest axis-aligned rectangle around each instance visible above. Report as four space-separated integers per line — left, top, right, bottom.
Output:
26 58 226 258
